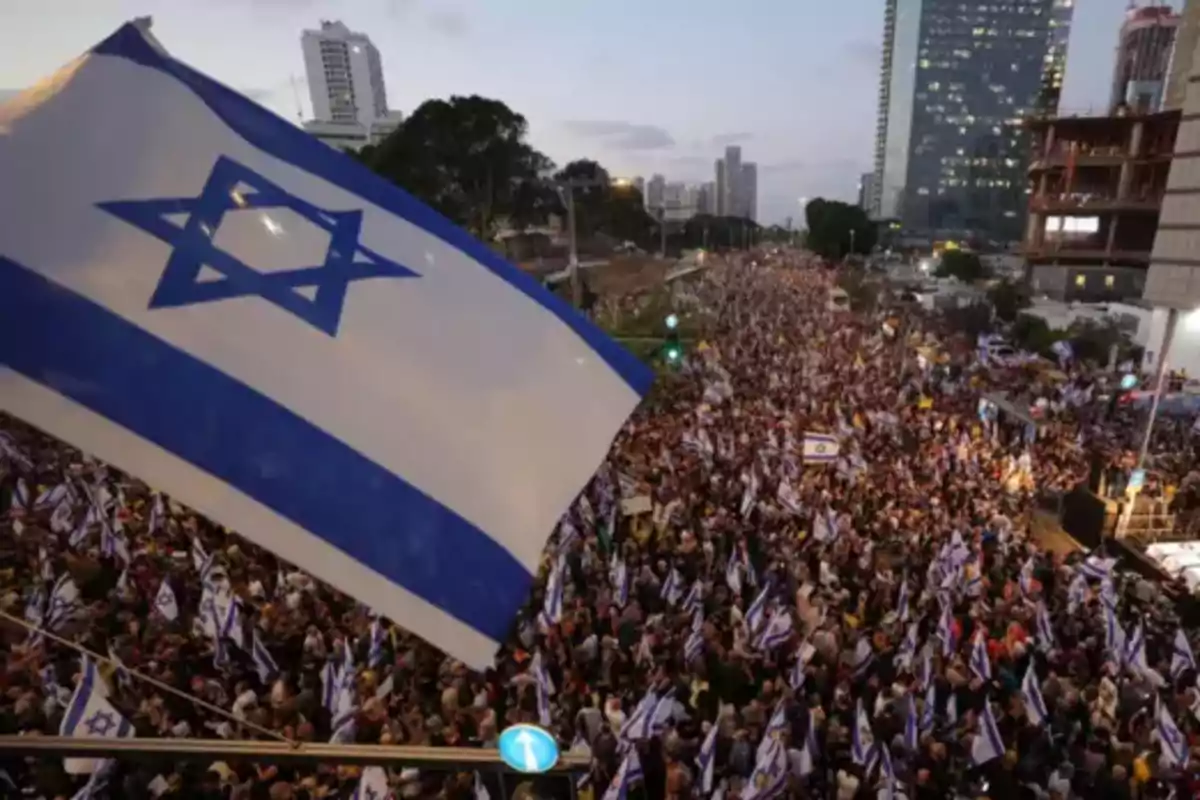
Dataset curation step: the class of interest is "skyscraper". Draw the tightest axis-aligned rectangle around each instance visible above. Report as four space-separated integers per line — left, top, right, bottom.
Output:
301 21 389 127
1166 0 1200 109
871 0 1074 242
714 159 727 216
1111 5 1180 113
646 174 666 210
722 146 742 219
740 163 758 222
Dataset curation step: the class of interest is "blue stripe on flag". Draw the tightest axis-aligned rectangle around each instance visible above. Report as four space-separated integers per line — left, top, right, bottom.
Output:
0 256 531 639
90 24 653 398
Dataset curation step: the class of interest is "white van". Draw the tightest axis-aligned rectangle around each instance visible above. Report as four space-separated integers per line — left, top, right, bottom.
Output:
827 287 850 312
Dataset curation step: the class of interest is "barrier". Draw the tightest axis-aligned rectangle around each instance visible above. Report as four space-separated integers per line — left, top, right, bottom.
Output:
0 737 590 800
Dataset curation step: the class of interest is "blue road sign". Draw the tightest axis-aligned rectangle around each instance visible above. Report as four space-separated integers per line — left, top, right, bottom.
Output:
497 724 560 774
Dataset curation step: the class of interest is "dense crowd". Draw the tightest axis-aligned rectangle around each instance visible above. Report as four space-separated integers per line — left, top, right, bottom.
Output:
1 256 1198 800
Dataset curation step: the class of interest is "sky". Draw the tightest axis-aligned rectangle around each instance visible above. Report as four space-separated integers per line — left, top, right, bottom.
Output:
0 0 1179 225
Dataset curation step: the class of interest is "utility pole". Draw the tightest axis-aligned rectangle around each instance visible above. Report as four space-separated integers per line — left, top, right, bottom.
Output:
658 207 667 258
547 176 618 309
563 188 581 308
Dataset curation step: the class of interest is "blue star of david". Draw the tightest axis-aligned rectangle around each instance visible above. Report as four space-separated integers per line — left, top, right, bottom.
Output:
97 156 419 336
84 711 116 736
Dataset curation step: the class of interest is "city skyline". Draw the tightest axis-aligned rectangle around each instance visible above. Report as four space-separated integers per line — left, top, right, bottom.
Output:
0 0 1178 225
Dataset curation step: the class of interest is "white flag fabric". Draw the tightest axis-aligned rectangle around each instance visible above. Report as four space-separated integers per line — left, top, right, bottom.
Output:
59 657 135 774
970 701 1004 765
1021 662 1048 727
0 23 650 671
802 432 839 463
153 579 179 621
351 766 392 800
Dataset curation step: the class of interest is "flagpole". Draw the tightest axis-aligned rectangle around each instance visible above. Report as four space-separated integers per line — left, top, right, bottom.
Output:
0 736 590 771
0 609 292 745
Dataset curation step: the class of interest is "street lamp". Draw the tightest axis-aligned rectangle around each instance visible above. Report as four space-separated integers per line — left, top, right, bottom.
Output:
544 174 631 309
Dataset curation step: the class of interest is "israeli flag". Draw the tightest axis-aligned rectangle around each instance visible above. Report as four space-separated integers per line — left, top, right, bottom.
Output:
684 628 705 663
661 567 683 606
0 22 650 671
153 578 179 622
1172 629 1196 680
603 749 643 800
251 630 279 685
802 432 839 463
696 722 719 793
757 701 788 762
1157 697 1188 767
920 683 936 733
1021 662 1048 727
754 610 794 652
744 738 789 800
970 701 1004 765
745 583 772 634
1035 601 1056 652
351 767 390 800
852 699 877 771
968 631 991 682
904 694 919 751
60 656 134 775
619 692 658 742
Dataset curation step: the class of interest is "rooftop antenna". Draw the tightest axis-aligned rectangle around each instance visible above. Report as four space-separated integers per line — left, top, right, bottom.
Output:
289 75 305 124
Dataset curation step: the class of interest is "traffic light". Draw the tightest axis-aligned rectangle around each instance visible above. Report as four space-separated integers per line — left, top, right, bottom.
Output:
662 313 682 365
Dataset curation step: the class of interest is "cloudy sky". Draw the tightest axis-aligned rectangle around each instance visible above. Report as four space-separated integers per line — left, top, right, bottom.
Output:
0 0 1176 224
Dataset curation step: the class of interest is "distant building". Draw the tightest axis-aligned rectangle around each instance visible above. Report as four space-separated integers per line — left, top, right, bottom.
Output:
1111 5 1180 114
721 146 742 218
632 176 646 199
1146 34 1200 320
714 159 727 216
1166 0 1200 109
871 0 1074 242
858 172 877 213
740 163 758 222
697 181 716 215
301 21 389 127
302 116 402 151
1023 109 1180 301
646 174 666 210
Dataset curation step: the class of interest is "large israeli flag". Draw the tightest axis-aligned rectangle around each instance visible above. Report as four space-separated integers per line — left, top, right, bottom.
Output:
0 22 652 670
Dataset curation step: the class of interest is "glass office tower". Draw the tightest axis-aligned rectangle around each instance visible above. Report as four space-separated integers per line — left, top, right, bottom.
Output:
870 0 1074 244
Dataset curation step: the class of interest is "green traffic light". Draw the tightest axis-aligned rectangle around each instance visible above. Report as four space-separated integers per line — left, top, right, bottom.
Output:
666 347 681 361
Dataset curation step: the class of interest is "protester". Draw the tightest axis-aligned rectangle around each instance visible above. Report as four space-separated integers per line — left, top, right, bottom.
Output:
1 255 1197 800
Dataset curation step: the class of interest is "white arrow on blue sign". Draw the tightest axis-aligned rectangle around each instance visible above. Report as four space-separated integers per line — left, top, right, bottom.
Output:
497 724 560 774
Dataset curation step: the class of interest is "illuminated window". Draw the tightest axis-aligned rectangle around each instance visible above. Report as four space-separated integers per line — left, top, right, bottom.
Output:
1105 275 1115 288
1074 275 1086 288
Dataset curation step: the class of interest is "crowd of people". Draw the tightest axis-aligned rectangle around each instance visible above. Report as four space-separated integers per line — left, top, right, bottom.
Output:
1 255 1198 800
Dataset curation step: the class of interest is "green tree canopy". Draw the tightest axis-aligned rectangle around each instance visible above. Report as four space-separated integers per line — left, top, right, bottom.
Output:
934 250 989 283
987 278 1031 323
804 199 875 259
554 160 654 245
360 95 554 237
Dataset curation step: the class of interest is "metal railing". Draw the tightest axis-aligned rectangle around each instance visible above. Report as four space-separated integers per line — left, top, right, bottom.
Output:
0 737 590 800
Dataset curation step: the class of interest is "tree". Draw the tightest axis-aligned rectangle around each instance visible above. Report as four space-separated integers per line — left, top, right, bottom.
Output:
804 199 875 259
836 266 879 312
987 278 1031 323
1010 314 1066 357
934 250 988 283
362 95 554 237
547 160 657 248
